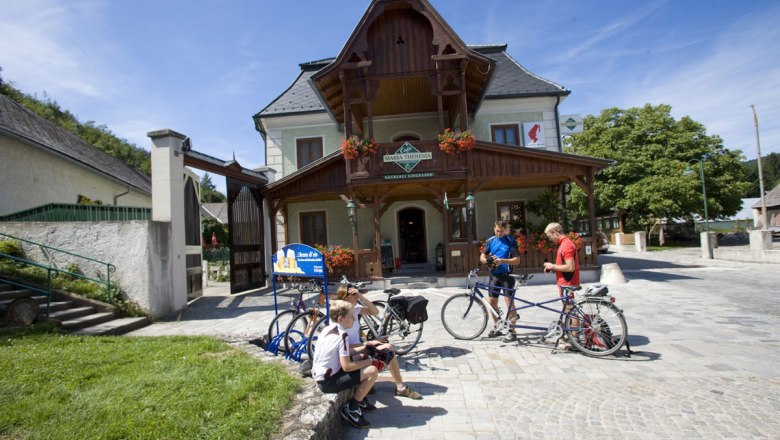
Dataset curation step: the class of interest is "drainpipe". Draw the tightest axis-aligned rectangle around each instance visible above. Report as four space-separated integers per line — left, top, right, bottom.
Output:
554 94 562 152
113 186 131 205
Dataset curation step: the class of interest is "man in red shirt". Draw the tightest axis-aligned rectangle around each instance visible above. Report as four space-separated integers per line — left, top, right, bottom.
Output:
542 222 580 292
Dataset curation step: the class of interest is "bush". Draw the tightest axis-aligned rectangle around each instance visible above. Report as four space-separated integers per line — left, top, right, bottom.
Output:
0 239 23 257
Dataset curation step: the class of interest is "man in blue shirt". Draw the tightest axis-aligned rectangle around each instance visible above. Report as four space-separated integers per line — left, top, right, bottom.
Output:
480 220 521 342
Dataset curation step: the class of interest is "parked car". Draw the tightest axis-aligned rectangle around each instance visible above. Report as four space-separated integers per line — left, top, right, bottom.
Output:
577 229 610 253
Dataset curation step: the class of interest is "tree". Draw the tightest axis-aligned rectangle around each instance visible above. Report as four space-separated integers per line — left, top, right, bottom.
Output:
742 153 780 197
566 104 748 231
199 173 226 203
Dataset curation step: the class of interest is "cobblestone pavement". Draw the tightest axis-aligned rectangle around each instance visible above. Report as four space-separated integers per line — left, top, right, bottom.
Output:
129 249 780 439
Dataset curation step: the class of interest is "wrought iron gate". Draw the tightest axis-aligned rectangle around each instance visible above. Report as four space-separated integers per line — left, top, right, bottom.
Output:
227 178 266 293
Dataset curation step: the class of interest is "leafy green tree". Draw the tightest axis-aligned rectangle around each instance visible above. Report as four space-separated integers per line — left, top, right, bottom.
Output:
742 153 780 197
200 173 226 203
567 104 748 231
202 217 229 247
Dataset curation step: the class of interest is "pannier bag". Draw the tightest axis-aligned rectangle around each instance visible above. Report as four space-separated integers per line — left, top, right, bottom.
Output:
389 295 429 324
403 296 429 324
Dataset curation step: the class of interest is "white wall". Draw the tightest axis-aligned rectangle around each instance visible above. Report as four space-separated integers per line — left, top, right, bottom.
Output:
0 134 151 216
0 221 180 318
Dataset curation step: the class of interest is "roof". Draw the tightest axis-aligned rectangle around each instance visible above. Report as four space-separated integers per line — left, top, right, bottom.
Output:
0 94 151 194
201 203 228 224
256 44 567 119
752 184 780 209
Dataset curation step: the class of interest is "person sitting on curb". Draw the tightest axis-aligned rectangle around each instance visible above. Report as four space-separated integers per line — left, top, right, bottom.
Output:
311 299 378 429
336 284 423 400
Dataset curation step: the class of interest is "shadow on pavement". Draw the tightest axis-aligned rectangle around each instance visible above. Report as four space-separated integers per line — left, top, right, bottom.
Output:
600 254 702 271
156 295 278 322
350 381 448 431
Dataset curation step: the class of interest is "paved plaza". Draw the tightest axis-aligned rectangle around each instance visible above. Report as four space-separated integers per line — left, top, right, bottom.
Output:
129 248 780 439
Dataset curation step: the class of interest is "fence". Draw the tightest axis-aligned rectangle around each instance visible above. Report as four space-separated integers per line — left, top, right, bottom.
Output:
0 203 151 222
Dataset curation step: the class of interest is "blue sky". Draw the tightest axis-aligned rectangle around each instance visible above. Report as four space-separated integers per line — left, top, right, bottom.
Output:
1 0 778 193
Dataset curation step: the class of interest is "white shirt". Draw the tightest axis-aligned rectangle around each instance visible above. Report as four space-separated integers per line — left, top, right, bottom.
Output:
311 323 350 381
345 303 365 344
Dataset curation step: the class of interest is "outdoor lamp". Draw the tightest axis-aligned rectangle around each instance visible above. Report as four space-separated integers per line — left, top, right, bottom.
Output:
346 200 357 232
465 193 475 212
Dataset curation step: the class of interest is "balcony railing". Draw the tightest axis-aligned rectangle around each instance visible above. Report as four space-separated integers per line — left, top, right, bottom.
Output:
346 140 467 182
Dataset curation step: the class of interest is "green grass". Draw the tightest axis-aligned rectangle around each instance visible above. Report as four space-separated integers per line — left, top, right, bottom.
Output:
0 325 299 439
646 239 699 251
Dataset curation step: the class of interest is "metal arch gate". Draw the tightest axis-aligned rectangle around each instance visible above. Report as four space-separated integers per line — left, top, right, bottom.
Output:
227 177 266 294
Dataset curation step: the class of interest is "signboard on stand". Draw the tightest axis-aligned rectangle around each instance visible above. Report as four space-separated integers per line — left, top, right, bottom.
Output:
272 243 326 277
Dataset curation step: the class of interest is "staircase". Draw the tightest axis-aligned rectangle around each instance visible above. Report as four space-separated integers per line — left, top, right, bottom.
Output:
387 263 441 288
0 282 149 335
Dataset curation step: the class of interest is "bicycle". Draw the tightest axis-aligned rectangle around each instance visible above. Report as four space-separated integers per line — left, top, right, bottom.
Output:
265 278 324 355
306 276 425 358
440 269 628 357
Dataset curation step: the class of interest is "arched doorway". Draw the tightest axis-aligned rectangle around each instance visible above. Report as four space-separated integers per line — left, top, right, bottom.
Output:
398 207 426 264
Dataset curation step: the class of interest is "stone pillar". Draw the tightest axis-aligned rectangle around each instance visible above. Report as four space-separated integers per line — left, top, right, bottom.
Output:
634 231 646 252
148 129 188 317
749 229 772 251
614 232 626 250
700 232 714 259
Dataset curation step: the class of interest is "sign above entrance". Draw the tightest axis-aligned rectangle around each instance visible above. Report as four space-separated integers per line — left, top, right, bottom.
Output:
383 142 432 173
559 114 583 135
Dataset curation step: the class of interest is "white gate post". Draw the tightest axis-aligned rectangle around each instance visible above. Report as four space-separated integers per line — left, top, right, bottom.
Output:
148 129 189 317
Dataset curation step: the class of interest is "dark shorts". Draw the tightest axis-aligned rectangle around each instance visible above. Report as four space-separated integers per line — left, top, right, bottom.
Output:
316 369 361 394
488 273 515 298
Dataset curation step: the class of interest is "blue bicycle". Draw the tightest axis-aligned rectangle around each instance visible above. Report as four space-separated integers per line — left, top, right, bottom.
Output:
440 269 628 357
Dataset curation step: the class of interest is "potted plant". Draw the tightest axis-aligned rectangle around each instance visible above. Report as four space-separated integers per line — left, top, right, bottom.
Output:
314 244 355 274
438 128 476 154
339 136 378 159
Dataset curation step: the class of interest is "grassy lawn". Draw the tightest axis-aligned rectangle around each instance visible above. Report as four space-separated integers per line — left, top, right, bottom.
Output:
0 325 299 439
646 239 699 251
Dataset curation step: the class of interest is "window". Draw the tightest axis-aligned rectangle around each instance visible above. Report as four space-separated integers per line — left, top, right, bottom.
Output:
448 204 476 242
496 201 526 233
296 137 323 169
491 124 520 146
300 211 326 246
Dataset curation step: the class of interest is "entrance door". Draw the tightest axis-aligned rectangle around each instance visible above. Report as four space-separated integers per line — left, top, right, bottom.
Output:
398 208 426 264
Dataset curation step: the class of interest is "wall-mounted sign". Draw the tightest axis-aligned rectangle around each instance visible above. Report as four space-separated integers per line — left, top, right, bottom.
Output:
523 121 546 147
383 142 432 173
384 172 433 180
272 243 325 277
559 114 583 135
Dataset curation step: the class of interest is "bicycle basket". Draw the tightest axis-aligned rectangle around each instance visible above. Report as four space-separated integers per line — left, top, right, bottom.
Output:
403 296 429 324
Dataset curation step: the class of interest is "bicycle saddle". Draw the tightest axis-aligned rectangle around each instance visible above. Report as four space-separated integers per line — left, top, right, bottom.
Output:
383 288 401 296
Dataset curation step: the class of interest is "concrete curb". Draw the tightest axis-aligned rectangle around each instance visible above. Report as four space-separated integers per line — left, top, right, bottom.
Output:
229 339 349 440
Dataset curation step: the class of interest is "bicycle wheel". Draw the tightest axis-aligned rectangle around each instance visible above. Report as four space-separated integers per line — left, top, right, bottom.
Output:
306 315 330 359
284 308 325 356
564 299 627 357
358 300 385 341
441 293 488 340
381 311 423 355
266 310 297 350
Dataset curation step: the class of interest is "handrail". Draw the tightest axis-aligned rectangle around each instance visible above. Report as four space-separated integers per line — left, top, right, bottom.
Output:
0 232 115 304
0 254 54 316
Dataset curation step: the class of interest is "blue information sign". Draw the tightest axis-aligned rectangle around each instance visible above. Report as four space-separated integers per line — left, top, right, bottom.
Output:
272 244 325 277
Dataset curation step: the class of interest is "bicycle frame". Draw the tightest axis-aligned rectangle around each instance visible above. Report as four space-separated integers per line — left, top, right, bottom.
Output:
467 275 580 334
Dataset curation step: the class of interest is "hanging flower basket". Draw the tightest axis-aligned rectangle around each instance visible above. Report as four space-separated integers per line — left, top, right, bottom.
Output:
438 128 476 154
340 136 378 159
314 244 355 272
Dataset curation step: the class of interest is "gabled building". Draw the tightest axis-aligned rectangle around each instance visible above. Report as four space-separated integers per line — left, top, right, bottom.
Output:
0 94 151 217
254 0 609 279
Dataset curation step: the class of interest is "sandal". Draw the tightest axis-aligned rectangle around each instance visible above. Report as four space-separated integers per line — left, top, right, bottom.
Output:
395 386 422 400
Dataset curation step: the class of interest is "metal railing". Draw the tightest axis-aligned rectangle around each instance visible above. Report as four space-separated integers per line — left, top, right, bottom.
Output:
0 254 53 316
0 203 151 222
0 232 116 303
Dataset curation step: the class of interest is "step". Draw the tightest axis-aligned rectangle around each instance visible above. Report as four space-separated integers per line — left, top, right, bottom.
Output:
49 306 96 322
61 312 115 331
41 300 74 313
0 289 36 302
72 317 150 336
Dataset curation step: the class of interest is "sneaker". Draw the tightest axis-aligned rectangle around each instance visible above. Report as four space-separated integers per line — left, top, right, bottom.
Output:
395 386 423 400
359 399 376 411
487 329 503 338
341 404 370 429
502 332 517 343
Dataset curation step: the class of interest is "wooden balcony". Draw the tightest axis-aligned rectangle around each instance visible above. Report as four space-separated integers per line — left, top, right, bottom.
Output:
345 141 467 183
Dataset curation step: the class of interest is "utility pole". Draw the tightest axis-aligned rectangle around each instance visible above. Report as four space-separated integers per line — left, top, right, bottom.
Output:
751 105 769 230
